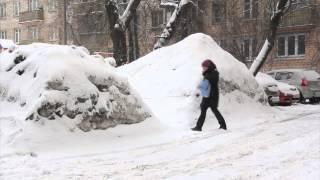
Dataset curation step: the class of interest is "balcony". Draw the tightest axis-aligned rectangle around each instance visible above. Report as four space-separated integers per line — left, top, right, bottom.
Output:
19 9 44 23
280 7 317 27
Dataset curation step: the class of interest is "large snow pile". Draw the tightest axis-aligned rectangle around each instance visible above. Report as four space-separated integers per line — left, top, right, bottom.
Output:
0 43 150 132
119 33 266 128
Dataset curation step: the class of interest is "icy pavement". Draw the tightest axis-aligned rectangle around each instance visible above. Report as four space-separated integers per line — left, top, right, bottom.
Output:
1 104 319 180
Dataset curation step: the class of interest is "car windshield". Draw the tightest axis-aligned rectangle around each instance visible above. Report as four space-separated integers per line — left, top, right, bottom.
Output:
275 72 293 80
303 71 320 80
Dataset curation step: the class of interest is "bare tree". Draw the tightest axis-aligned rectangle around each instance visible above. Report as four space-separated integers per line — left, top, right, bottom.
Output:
250 0 291 76
127 11 140 62
153 0 194 49
105 0 141 66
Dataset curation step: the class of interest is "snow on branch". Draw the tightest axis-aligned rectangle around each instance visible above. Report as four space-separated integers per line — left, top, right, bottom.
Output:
119 0 141 30
154 0 192 50
160 0 179 8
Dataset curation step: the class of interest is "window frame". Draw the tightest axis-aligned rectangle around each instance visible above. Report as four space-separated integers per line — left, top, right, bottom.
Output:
0 31 6 39
48 0 57 11
29 0 39 11
212 0 226 24
13 0 20 16
0 3 6 17
242 36 256 62
14 29 21 44
277 33 305 58
243 0 258 19
29 26 39 40
48 26 57 41
151 10 164 28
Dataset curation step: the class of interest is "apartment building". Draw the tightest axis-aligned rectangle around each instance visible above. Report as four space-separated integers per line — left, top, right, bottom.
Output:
0 0 65 45
264 0 320 73
1 0 318 73
179 0 320 72
156 0 320 72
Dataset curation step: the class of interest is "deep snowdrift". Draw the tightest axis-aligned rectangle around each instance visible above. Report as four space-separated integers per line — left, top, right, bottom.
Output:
119 33 266 128
0 33 270 156
0 43 150 132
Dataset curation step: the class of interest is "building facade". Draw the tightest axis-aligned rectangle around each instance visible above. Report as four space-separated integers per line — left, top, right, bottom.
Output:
172 0 320 73
0 0 65 45
1 0 319 72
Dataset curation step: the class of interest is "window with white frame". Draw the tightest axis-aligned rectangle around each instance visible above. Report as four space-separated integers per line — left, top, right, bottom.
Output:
244 0 258 18
13 0 20 16
277 34 305 57
48 0 57 11
14 29 21 43
29 27 39 40
49 26 57 41
28 0 38 11
151 10 164 28
0 3 6 17
242 37 256 61
0 31 6 39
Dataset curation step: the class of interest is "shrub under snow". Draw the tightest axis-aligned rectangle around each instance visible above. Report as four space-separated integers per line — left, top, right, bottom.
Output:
0 43 150 132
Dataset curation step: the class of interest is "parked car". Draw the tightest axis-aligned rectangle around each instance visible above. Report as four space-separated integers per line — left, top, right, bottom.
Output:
267 69 320 103
256 73 300 106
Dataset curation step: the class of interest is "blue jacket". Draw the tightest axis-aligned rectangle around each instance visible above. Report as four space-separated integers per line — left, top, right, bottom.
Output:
198 79 211 98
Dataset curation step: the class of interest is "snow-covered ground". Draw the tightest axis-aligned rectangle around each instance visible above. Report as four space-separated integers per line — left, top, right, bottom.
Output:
0 34 319 180
1 104 319 180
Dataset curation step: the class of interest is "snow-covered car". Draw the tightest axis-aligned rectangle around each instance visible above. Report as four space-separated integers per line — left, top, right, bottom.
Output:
256 73 300 106
267 69 320 103
0 39 15 53
255 73 279 106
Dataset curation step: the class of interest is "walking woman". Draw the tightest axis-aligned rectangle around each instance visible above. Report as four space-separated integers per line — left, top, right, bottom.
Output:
192 59 227 131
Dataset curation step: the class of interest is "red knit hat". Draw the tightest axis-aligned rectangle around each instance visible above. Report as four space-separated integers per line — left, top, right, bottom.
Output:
201 59 212 67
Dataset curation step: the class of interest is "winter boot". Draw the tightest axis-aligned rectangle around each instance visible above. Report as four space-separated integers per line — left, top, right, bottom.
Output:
191 127 202 131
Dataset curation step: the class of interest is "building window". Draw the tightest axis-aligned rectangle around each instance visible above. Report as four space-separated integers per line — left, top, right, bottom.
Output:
13 0 20 16
0 3 6 17
14 29 21 43
242 37 256 61
151 10 164 28
29 27 39 40
278 37 285 56
0 31 6 39
291 0 309 9
277 34 305 57
212 0 226 24
49 26 57 41
29 0 39 11
48 0 57 11
244 0 258 18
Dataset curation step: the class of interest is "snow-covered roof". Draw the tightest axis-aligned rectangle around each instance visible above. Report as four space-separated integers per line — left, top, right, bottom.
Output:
0 39 15 49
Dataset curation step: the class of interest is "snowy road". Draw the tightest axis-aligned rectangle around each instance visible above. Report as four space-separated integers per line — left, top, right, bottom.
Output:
1 104 319 180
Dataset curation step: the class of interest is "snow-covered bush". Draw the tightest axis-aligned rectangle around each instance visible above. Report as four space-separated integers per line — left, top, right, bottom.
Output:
0 43 150 132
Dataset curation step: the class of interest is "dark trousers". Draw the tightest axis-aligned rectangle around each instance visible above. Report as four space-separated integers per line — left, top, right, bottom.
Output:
196 98 227 130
